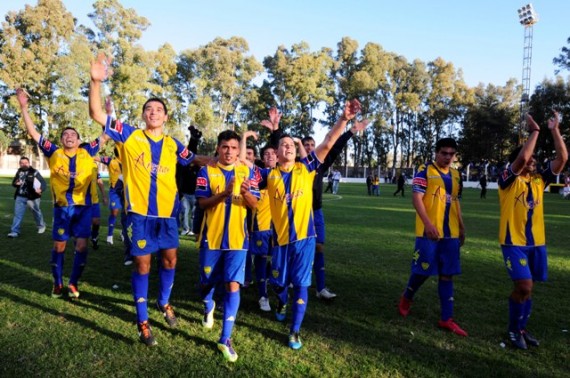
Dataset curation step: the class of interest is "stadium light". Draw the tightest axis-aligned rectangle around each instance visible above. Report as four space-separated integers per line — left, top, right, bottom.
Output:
518 3 538 26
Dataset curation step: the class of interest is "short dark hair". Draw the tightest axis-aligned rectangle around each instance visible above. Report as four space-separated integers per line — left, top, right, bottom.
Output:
19 156 29 162
260 144 276 157
246 145 258 157
301 136 315 144
142 97 168 115
61 127 80 139
217 130 241 146
435 137 458 152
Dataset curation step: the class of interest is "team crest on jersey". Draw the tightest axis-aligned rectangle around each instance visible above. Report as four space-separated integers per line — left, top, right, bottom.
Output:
296 298 305 305
256 240 263 247
196 177 207 191
272 270 279 278
110 120 123 134
203 266 212 275
519 258 527 267
421 262 430 270
57 228 65 235
137 239 147 249
42 139 52 150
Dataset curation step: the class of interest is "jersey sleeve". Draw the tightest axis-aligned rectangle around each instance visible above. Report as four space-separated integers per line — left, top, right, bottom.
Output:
81 138 101 157
104 116 134 143
194 166 211 198
412 165 428 193
174 137 195 166
38 136 58 158
539 161 557 188
498 166 518 190
301 151 320 172
99 156 111 166
248 167 261 199
257 167 269 190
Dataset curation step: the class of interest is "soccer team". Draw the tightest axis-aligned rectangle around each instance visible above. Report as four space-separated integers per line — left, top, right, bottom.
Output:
11 51 567 361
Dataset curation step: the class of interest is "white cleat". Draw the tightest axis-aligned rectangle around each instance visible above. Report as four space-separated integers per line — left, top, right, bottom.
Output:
258 296 271 312
316 287 337 300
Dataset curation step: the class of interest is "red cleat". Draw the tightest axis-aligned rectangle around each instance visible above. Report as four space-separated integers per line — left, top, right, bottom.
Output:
438 318 468 337
398 296 412 317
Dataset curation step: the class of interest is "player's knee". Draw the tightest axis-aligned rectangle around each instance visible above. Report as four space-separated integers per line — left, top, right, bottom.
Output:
514 280 533 299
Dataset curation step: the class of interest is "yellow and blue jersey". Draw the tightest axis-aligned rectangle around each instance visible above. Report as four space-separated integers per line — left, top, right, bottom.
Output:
100 156 123 190
39 136 99 207
412 162 462 238
104 116 194 218
259 151 320 246
195 163 260 250
498 164 555 246
252 187 271 233
87 162 100 205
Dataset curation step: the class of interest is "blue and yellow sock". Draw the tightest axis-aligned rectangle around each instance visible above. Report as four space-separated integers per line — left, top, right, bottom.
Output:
314 252 325 292
220 290 240 343
508 297 525 332
69 250 88 286
290 286 308 333
132 272 149 323
254 255 268 298
50 250 64 286
403 273 428 300
438 279 454 321
157 266 175 307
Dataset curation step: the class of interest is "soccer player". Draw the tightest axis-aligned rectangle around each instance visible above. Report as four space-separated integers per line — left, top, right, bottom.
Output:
499 112 567 349
258 100 367 349
195 130 260 362
15 88 100 299
398 138 468 337
8 156 47 237
89 52 200 346
85 158 108 250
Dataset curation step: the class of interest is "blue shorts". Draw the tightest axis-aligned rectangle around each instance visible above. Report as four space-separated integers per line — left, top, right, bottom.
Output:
53 206 92 241
108 188 123 211
91 203 101 218
314 208 325 244
411 237 461 276
126 213 179 256
501 245 548 282
249 230 272 256
270 237 316 287
199 248 247 285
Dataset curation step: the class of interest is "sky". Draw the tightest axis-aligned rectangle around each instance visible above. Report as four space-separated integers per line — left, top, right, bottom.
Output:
2 0 568 89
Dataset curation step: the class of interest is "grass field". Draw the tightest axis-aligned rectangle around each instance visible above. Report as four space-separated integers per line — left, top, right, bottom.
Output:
1 178 569 377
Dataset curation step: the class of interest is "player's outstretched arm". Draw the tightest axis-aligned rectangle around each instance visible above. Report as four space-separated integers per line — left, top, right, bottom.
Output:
293 137 307 159
548 110 568 174
15 88 41 143
239 130 258 167
510 113 540 175
89 52 112 127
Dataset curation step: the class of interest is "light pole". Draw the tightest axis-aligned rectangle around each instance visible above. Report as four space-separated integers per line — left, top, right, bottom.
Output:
517 3 539 142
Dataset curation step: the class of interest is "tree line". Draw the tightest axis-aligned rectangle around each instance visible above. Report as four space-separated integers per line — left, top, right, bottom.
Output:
1 0 570 176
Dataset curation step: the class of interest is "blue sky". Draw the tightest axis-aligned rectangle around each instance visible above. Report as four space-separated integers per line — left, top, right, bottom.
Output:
2 1 569 89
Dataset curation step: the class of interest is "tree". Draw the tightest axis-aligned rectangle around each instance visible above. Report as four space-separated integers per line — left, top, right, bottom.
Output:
553 36 570 74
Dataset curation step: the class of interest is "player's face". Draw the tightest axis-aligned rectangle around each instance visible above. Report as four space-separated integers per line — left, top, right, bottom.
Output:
523 155 537 174
435 148 456 168
217 139 240 165
303 139 315 154
277 137 297 163
19 159 30 169
143 101 168 130
60 129 80 149
262 148 277 168
246 149 255 163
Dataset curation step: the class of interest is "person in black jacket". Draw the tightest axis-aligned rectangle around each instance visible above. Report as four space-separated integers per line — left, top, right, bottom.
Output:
8 156 47 237
176 125 202 236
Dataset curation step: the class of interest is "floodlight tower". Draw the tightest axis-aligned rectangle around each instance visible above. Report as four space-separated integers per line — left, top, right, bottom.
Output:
517 3 539 141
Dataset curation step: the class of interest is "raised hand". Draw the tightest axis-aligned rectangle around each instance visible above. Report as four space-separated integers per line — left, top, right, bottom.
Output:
260 107 281 131
91 52 112 82
350 118 371 133
15 88 30 107
342 99 362 121
548 110 560 130
525 113 540 133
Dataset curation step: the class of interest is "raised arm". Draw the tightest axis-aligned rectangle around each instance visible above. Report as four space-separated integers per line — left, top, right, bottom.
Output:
293 137 307 159
548 110 568 174
314 99 369 162
15 89 41 143
239 130 258 167
89 52 112 127
510 113 540 175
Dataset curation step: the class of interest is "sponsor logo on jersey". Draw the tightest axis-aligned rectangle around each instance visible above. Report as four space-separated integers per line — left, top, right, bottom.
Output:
137 239 147 249
110 120 123 133
502 169 510 181
196 177 207 191
179 148 191 159
413 177 427 187
90 139 99 148
42 139 52 150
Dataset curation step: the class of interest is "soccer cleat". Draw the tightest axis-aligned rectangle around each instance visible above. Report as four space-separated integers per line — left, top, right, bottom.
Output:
68 284 80 299
156 302 178 328
316 287 337 300
275 303 287 322
217 339 238 362
259 296 271 312
509 331 528 350
7 232 18 238
202 301 215 329
521 330 539 347
398 296 412 317
180 230 189 236
51 284 63 298
106 235 114 244
188 231 195 236
123 254 133 266
38 225 46 234
438 318 468 337
91 237 99 250
138 321 157 346
288 332 303 350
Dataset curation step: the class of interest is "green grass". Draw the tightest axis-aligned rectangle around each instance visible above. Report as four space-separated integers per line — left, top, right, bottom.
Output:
1 178 569 377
